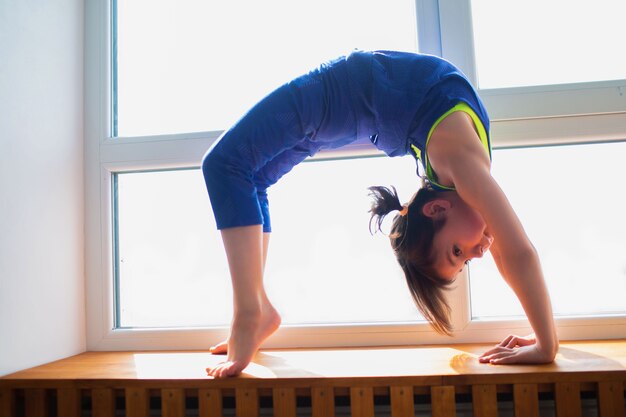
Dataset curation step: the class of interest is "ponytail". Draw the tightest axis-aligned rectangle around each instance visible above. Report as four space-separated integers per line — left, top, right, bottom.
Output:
367 183 454 335
367 185 404 234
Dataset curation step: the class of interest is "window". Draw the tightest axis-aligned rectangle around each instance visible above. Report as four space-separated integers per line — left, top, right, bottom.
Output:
115 157 422 329
85 0 626 350
470 0 626 89
114 0 417 137
470 142 626 319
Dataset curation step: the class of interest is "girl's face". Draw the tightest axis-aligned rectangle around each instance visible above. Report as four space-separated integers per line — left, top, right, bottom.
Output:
424 195 493 281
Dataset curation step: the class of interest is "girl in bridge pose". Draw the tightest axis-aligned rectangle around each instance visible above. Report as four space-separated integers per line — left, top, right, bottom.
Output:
201 50 558 378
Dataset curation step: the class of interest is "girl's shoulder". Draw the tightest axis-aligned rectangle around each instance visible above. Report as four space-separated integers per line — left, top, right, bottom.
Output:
426 111 490 190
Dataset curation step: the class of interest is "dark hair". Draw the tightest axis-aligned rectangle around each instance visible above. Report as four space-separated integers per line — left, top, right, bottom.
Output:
368 184 453 335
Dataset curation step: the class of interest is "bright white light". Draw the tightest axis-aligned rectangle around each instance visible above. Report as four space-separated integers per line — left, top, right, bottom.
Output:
116 156 424 328
117 143 626 328
471 0 626 88
470 141 626 318
116 0 417 136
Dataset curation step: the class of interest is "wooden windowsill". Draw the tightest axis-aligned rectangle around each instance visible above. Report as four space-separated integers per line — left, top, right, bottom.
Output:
2 340 625 384
2 341 625 417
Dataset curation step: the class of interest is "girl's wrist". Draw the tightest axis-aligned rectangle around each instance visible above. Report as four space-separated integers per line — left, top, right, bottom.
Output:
535 336 559 362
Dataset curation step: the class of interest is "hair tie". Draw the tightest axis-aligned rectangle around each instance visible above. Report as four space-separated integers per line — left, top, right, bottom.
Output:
398 205 409 216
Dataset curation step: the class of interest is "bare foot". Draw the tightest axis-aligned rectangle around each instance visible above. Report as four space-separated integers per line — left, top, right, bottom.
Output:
209 340 228 355
207 304 281 378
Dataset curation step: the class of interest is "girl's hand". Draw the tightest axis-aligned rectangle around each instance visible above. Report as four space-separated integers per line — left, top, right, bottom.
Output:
479 334 555 364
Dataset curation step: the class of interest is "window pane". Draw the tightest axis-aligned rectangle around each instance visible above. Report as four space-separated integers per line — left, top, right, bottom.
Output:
470 141 626 319
115 0 417 137
471 0 626 89
115 156 423 328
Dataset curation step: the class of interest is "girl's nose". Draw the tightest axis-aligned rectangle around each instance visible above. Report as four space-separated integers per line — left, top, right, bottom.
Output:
473 234 493 258
472 245 486 259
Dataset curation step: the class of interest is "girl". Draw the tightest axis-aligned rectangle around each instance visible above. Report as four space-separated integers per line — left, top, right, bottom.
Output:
202 50 558 378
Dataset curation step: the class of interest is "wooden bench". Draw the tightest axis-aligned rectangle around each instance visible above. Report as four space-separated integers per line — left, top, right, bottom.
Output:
1 340 625 417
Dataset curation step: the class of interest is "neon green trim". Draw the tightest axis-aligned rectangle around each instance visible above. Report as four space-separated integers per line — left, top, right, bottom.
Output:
410 144 421 161
422 102 490 190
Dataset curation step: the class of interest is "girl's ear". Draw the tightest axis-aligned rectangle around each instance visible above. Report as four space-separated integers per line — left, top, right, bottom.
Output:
422 199 451 219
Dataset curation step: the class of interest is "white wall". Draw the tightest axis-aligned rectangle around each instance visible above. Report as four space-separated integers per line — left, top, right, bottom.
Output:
0 0 85 376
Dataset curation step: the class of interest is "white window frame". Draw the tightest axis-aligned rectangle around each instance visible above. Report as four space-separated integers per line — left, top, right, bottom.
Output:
85 0 626 351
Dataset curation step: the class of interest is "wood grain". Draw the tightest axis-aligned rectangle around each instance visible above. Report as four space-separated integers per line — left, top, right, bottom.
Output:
1 341 625 382
199 388 222 417
57 387 80 417
555 382 581 417
472 384 497 417
350 386 374 417
598 380 625 417
25 388 47 417
0 388 15 417
311 386 335 417
91 388 115 417
390 385 414 417
431 386 456 417
0 341 623 417
125 387 149 417
235 388 258 417
513 384 539 417
162 388 185 417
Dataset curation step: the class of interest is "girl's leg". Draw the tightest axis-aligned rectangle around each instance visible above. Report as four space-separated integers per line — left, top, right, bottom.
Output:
206 226 280 378
202 63 349 377
207 230 275 354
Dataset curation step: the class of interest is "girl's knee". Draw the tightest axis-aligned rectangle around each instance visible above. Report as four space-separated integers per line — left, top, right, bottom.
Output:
201 149 228 195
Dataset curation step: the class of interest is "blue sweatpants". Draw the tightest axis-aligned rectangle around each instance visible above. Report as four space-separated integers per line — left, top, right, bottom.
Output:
202 57 359 233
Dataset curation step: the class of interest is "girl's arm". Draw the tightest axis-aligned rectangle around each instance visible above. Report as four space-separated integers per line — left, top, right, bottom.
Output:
478 238 557 364
428 112 558 364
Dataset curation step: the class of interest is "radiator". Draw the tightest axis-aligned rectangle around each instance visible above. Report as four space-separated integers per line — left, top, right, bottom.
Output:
1 342 625 417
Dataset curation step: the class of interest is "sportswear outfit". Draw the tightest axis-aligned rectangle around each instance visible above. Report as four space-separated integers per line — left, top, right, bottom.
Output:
202 50 491 232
